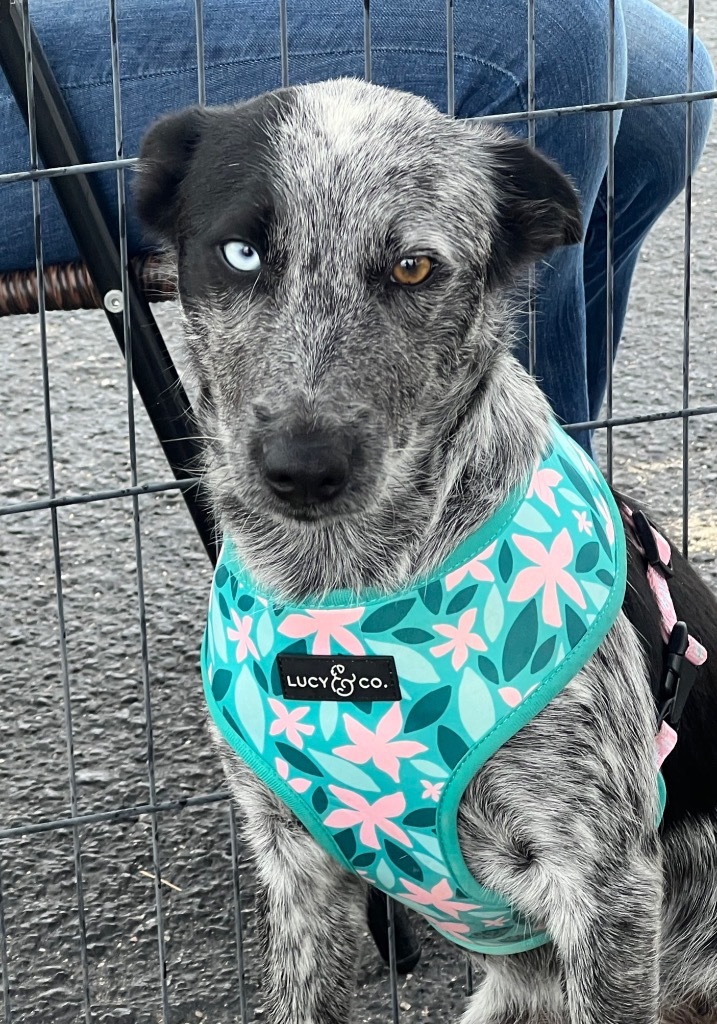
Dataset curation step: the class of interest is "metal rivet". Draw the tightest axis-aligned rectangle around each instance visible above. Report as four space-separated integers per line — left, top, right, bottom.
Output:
103 289 124 313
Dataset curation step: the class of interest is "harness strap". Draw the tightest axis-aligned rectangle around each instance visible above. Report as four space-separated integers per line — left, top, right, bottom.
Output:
622 505 707 768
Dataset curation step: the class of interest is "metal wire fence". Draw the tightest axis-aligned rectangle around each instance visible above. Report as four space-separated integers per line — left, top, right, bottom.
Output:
0 1 715 1022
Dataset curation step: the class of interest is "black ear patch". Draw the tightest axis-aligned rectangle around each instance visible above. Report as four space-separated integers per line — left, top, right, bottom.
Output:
135 106 209 243
486 134 583 289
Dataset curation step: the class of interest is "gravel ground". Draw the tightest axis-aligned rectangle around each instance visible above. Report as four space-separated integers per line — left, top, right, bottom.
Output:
1 2 717 1022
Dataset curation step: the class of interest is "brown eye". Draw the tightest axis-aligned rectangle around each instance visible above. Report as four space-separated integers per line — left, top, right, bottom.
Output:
390 255 435 286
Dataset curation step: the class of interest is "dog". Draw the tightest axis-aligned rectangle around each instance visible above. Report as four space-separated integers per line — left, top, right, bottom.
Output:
136 79 717 1024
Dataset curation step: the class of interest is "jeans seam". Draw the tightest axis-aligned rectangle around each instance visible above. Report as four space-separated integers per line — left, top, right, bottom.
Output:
49 46 525 98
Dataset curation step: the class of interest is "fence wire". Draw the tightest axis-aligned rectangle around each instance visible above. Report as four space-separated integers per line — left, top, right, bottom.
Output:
0 1 714 1022
16 2 92 1021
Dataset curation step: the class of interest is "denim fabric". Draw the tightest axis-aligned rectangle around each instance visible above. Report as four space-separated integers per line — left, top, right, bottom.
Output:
0 0 713 448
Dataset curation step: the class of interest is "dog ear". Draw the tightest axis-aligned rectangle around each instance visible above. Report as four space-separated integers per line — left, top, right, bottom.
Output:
135 107 209 244
485 133 583 289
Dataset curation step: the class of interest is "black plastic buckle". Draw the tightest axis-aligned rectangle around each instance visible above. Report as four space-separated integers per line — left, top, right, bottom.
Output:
656 622 697 730
632 509 673 577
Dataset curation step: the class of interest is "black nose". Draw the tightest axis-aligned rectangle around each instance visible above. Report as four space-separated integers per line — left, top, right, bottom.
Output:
262 433 350 506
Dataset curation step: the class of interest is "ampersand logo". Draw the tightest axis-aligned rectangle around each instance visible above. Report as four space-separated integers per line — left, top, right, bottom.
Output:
330 664 356 697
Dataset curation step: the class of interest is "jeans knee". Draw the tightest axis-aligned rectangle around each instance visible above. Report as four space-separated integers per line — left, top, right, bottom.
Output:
527 1 628 213
534 0 628 111
657 33 714 199
612 27 715 216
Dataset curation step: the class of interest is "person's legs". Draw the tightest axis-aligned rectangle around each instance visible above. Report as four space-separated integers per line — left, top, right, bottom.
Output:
451 0 629 449
0 0 300 272
0 0 628 453
511 1 628 451
583 0 714 423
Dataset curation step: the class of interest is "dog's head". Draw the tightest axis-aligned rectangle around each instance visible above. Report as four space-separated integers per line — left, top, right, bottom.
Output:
136 79 580 529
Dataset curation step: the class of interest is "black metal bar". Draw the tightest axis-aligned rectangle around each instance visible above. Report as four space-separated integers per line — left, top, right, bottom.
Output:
387 895 400 1024
562 402 717 433
279 0 289 87
2 86 716 188
194 0 206 106
682 0 696 557
0 477 198 517
107 2 172 1017
604 0 616 480
228 804 249 1024
17 3 93 1018
0 156 137 184
526 0 537 375
0 0 218 565
0 791 230 842
446 0 455 117
366 889 421 975
363 0 372 82
0 856 12 1023
478 89 717 122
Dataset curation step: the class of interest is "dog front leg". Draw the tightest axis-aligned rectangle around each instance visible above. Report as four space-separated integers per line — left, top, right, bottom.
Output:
237 777 366 1024
463 844 662 1024
463 828 662 1024
548 844 662 1024
253 858 366 1024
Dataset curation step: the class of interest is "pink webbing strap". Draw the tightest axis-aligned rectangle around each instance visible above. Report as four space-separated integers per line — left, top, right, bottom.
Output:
622 506 707 768
654 720 677 770
622 507 707 667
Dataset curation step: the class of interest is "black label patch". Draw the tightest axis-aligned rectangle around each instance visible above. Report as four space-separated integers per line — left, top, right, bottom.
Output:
277 655 401 702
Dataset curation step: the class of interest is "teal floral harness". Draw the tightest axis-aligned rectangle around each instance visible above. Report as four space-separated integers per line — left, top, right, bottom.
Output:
202 422 653 955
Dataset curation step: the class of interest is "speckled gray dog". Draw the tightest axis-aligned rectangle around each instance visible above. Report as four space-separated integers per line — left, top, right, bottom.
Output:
136 79 717 1024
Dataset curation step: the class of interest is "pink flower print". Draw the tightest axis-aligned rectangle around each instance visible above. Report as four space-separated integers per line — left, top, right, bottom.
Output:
445 542 497 591
278 608 365 655
324 787 411 850
268 698 315 749
420 780 444 802
573 510 593 535
424 915 472 938
498 683 538 708
527 467 562 515
275 757 311 794
595 494 615 545
226 609 259 663
483 916 508 927
431 608 487 670
399 878 478 919
333 703 427 782
498 686 522 708
508 529 586 628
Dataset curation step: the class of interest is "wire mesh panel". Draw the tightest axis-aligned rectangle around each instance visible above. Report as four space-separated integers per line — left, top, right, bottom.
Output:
1 1 716 1022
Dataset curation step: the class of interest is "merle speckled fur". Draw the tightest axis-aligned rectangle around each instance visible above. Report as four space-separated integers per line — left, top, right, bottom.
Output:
136 79 717 1024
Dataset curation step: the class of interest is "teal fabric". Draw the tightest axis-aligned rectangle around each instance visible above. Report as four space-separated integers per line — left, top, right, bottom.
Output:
202 422 631 954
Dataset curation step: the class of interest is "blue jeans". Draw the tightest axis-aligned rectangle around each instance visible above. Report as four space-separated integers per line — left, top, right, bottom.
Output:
0 0 713 451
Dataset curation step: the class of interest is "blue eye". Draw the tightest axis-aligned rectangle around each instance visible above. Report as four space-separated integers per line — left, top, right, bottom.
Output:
222 241 262 272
